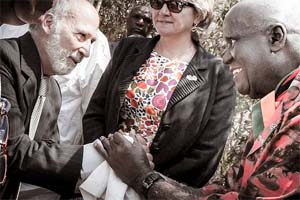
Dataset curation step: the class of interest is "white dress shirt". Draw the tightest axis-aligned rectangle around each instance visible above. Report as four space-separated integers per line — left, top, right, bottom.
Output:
0 24 29 39
54 29 111 145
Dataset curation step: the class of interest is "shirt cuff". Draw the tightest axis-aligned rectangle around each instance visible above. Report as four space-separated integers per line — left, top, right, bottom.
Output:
81 141 105 180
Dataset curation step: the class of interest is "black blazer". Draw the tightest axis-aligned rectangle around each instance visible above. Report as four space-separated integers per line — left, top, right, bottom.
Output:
83 36 236 187
0 33 83 199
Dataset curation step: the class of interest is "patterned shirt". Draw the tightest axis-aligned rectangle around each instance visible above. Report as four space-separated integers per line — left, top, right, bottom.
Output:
119 51 188 144
199 68 300 199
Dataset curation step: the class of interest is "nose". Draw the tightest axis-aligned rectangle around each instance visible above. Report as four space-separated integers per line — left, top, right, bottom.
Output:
160 3 170 15
79 40 92 58
223 48 234 64
136 18 145 26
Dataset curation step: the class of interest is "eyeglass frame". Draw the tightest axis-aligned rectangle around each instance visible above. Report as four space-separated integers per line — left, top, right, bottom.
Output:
0 98 10 185
150 0 194 13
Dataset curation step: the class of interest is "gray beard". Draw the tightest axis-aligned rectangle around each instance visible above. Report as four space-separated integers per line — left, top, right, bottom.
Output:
45 29 75 75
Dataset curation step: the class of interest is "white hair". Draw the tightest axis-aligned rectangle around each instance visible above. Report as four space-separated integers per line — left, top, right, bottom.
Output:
29 0 72 31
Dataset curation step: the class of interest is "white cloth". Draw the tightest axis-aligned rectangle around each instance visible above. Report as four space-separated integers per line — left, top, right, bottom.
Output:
80 137 142 200
0 24 29 39
54 29 111 145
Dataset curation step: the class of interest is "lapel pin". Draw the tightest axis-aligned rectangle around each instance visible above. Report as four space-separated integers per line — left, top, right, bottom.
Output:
186 75 197 81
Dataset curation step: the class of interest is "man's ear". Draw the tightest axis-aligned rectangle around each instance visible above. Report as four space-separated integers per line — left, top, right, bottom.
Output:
41 13 54 34
267 23 287 52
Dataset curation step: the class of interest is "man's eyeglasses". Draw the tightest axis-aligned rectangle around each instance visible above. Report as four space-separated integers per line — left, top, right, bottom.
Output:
0 98 10 185
150 0 194 13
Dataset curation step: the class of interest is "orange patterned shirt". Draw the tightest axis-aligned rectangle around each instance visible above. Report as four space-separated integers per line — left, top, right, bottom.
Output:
199 68 300 199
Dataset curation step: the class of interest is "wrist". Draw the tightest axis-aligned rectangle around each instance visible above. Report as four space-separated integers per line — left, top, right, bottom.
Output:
133 171 165 198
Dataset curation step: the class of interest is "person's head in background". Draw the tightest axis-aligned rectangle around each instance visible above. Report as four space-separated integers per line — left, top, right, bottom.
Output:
150 0 214 43
126 5 153 38
29 0 99 76
0 0 54 25
223 0 300 99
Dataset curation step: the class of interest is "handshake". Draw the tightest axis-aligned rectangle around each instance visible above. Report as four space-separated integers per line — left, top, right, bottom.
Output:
79 130 155 200
94 130 155 188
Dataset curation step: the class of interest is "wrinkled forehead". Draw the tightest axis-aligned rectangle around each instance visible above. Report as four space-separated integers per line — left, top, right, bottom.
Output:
224 0 300 40
66 3 99 38
223 6 267 39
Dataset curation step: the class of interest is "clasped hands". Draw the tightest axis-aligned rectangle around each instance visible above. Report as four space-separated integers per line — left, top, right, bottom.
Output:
94 130 154 188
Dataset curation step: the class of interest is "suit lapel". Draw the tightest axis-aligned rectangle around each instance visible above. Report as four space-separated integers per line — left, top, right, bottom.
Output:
167 46 209 110
118 37 158 107
19 33 41 115
117 38 209 110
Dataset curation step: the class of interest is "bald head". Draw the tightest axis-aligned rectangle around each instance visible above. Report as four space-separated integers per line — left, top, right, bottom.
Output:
223 0 300 98
224 0 300 37
48 0 98 23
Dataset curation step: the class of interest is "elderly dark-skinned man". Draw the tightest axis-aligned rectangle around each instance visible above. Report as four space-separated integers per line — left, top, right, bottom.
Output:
95 0 300 199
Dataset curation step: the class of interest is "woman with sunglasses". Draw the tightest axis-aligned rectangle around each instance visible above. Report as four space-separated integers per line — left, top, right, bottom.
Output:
83 0 235 187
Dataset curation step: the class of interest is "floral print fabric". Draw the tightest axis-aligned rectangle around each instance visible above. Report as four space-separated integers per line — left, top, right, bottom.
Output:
119 51 187 143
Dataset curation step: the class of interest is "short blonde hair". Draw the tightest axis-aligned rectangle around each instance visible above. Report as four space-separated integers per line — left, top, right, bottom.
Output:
187 0 214 28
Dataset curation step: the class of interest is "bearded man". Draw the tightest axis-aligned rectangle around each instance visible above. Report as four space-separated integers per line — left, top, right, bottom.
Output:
0 0 101 199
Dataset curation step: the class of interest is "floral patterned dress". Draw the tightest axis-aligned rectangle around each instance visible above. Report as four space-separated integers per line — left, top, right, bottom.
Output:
119 51 188 144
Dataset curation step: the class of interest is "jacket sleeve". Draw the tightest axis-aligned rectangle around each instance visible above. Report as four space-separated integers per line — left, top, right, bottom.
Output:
0 43 83 196
82 58 112 143
162 61 236 187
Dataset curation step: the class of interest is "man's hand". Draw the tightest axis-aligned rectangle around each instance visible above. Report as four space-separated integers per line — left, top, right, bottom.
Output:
133 133 154 169
94 132 153 187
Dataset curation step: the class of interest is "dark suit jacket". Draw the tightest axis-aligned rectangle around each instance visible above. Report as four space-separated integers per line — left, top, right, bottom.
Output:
0 33 83 199
83 36 236 187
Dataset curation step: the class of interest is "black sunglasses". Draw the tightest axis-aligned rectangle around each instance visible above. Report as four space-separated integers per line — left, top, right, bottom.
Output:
150 0 194 13
0 98 10 185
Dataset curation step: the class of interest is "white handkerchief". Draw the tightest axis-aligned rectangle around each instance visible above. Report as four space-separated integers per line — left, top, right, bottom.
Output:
104 169 127 199
80 136 142 200
81 142 105 180
80 161 110 199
